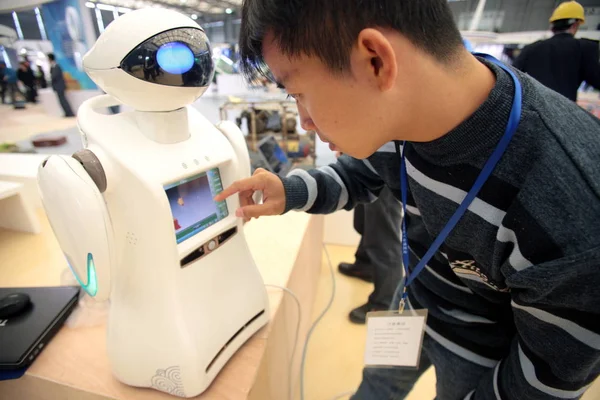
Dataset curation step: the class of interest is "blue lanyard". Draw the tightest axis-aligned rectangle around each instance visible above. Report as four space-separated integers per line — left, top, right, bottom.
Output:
398 55 522 311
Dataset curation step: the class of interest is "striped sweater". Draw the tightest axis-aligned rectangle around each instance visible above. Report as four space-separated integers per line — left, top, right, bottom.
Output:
282 59 600 399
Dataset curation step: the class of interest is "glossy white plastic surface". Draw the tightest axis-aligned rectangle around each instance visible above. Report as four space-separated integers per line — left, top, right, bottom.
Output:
75 97 269 397
83 8 209 112
85 68 208 113
83 8 200 70
37 9 270 396
216 121 252 178
38 155 114 301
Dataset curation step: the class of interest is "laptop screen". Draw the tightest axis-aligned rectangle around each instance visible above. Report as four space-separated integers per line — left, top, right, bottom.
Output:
258 136 289 175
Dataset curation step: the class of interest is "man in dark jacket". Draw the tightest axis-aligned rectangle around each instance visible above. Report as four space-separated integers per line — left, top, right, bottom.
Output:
18 61 37 103
514 1 600 102
47 53 74 117
0 64 6 104
0 61 23 107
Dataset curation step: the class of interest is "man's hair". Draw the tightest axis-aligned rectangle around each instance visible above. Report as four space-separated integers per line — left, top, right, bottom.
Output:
47 53 55 61
551 18 577 33
239 0 463 81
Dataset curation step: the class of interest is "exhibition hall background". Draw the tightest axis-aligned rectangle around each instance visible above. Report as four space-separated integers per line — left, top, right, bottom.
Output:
1 0 600 399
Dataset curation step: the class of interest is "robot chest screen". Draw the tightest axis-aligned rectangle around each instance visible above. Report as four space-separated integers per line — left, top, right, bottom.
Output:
164 168 229 244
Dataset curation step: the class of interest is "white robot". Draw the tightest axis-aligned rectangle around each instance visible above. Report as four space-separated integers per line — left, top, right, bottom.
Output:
37 9 269 398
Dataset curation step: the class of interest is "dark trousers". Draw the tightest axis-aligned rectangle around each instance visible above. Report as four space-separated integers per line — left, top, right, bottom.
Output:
353 187 403 308
0 82 6 103
25 84 37 103
55 89 74 117
352 290 493 400
6 83 23 105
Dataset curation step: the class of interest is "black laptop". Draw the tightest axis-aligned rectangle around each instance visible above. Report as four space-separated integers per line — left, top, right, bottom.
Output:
0 286 80 373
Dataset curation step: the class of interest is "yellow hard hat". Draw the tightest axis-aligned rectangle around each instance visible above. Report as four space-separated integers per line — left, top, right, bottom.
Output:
550 1 585 23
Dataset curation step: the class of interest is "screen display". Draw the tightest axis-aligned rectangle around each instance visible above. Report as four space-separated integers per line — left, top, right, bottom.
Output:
165 169 229 244
259 137 289 174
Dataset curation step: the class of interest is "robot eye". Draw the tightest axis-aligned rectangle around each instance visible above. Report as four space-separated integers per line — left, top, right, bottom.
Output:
156 42 195 75
120 28 214 88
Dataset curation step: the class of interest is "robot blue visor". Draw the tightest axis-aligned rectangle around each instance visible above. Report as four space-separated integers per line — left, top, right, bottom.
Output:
120 27 214 88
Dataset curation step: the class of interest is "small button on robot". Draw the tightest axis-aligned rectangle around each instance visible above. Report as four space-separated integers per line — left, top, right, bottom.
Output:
207 240 217 251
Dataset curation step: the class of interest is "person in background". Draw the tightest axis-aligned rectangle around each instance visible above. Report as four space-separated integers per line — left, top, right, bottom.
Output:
339 182 402 324
18 61 37 103
0 63 6 104
47 53 75 117
0 61 23 106
35 63 48 89
514 1 600 101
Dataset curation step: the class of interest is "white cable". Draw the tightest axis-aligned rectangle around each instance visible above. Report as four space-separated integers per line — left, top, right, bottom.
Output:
299 244 337 400
267 245 353 400
329 390 356 400
264 284 302 400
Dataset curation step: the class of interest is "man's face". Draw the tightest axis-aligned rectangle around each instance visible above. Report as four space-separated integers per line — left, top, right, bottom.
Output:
262 33 400 159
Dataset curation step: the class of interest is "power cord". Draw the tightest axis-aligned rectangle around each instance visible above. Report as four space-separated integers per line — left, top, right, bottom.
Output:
264 284 302 400
267 244 354 400
300 244 337 400
329 391 356 400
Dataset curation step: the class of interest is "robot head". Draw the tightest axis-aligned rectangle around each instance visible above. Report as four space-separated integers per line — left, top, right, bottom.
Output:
83 8 214 112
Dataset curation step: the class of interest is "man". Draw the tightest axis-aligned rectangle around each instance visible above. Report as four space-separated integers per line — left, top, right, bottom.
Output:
47 53 74 117
339 186 402 324
0 61 23 107
17 61 37 103
217 1 600 399
342 36 474 325
514 1 600 101
0 63 6 104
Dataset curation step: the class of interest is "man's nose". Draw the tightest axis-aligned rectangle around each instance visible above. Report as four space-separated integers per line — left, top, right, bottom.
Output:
297 103 317 132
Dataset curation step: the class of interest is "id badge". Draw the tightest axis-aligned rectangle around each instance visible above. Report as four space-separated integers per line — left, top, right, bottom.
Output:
364 308 428 369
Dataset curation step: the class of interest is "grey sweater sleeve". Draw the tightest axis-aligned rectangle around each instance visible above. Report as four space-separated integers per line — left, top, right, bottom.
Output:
469 247 600 400
281 154 386 214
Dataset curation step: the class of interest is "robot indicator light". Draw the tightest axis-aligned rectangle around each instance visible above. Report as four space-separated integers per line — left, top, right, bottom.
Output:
157 42 195 74
67 253 99 297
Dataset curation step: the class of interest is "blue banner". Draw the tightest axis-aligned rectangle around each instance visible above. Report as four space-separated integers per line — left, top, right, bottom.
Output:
41 0 96 90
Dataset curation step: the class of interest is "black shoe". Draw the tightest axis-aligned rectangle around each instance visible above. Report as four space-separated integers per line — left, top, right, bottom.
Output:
338 262 373 283
349 303 389 324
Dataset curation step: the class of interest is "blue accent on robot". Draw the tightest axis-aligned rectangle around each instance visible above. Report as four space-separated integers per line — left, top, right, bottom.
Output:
157 42 195 74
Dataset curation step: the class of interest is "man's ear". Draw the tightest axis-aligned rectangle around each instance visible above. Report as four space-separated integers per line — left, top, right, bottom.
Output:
355 28 398 92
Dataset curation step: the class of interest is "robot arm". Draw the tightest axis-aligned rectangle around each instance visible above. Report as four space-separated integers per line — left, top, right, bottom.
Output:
215 121 263 205
215 121 251 178
38 151 115 301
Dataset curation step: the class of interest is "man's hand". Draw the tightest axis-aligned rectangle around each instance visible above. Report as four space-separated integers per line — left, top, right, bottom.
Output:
214 168 286 222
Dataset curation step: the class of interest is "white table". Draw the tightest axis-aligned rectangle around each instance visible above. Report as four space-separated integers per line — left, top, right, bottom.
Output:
0 181 40 234
0 213 324 399
0 154 48 208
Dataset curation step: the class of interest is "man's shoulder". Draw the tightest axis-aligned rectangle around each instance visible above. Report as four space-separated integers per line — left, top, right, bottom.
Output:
518 73 600 196
520 39 548 53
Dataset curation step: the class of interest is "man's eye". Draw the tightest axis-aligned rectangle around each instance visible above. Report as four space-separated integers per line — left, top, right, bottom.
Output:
287 94 299 100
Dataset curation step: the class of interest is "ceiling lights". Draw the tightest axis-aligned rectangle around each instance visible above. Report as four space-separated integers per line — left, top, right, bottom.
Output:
84 0 240 15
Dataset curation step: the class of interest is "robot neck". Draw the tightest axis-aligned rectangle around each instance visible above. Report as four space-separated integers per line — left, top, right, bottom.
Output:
133 108 190 144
